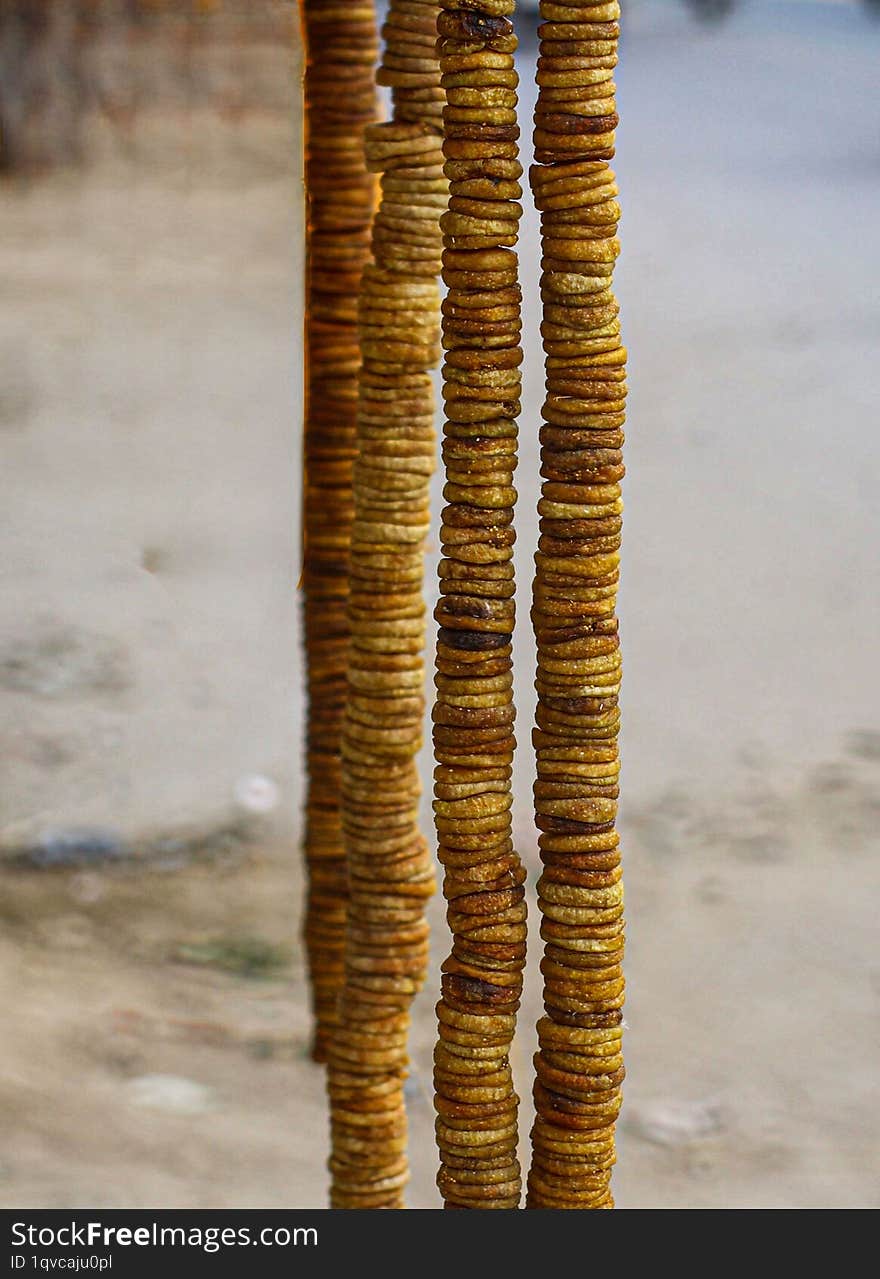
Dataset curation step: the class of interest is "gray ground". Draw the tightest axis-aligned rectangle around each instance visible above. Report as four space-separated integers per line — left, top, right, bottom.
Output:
1 1 878 1209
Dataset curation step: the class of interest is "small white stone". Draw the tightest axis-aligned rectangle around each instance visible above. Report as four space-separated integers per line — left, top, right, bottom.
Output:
234 773 279 814
127 1075 213 1115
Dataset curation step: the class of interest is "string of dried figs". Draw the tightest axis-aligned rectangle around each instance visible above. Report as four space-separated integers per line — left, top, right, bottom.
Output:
300 0 380 1063
325 0 446 1210
431 0 527 1211
525 0 627 1210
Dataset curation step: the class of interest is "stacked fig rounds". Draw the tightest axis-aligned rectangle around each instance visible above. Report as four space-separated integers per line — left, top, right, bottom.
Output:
432 0 527 1211
526 0 627 1211
326 0 446 1210
300 0 381 1063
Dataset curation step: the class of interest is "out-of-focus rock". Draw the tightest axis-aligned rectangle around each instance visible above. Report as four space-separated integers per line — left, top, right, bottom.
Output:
126 1075 213 1116
0 625 130 699
625 1099 724 1147
31 826 125 868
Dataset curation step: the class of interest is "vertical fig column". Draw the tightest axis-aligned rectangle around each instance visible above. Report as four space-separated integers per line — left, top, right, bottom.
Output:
431 0 527 1211
326 0 446 1209
526 0 627 1210
300 0 380 1063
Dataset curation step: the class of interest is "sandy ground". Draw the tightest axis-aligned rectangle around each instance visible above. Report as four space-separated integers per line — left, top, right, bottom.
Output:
1 2 879 1209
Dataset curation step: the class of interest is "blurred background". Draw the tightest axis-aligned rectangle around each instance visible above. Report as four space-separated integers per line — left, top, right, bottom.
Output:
1 0 878 1209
